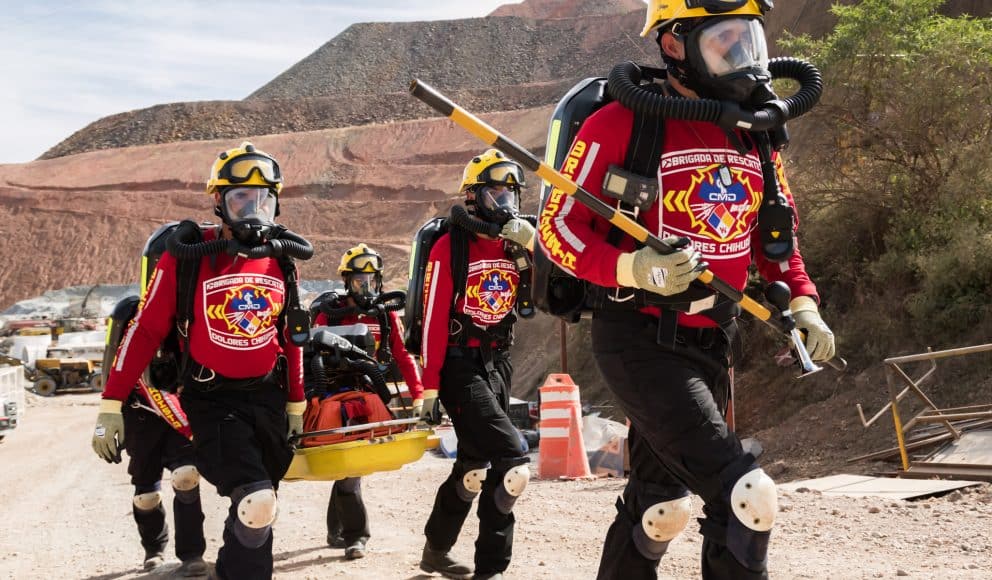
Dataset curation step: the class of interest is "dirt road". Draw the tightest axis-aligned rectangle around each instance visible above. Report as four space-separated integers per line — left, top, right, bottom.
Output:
1 392 990 579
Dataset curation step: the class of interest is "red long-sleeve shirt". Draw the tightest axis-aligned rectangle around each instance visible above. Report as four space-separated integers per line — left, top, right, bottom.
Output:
420 233 519 391
313 308 424 400
538 101 818 327
104 230 304 402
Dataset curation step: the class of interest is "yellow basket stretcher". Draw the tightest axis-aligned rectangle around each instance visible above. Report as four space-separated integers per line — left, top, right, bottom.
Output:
284 418 438 482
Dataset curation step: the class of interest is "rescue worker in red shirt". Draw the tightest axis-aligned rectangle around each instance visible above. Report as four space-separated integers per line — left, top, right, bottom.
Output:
92 142 310 580
311 243 425 560
96 293 207 576
538 2 835 579
417 150 535 580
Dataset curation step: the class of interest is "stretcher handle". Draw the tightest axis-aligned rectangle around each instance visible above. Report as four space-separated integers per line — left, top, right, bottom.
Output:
290 417 422 443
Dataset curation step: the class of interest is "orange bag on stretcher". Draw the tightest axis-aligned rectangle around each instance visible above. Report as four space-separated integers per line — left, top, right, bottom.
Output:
301 390 398 448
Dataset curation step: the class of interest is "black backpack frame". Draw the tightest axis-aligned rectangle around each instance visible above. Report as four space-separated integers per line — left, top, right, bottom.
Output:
533 71 672 322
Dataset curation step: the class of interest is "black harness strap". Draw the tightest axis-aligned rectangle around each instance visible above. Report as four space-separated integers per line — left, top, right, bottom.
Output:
446 223 516 376
173 236 302 387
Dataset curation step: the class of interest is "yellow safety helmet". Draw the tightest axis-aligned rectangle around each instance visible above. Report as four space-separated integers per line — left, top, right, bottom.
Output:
641 0 769 37
205 141 283 196
459 149 526 193
338 243 383 276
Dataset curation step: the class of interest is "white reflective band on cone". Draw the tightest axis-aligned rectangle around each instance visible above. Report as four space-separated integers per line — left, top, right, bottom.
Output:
541 391 580 403
540 408 571 420
539 427 570 438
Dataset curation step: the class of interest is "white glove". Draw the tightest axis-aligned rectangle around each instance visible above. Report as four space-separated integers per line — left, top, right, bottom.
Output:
286 401 307 440
791 296 835 362
616 237 703 297
500 218 535 252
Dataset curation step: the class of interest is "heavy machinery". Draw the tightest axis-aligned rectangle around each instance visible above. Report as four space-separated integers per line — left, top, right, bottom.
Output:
30 358 100 396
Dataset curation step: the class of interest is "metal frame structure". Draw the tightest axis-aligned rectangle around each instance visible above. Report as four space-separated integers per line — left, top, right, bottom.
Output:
852 343 992 481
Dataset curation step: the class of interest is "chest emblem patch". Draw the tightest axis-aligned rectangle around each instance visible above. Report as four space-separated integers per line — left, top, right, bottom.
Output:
203 274 284 350
665 164 761 243
463 260 518 325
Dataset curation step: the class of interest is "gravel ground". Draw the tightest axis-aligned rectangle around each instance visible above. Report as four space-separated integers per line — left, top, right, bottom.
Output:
1 392 990 579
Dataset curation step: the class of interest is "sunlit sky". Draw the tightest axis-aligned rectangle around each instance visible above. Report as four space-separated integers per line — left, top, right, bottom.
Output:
0 1 511 164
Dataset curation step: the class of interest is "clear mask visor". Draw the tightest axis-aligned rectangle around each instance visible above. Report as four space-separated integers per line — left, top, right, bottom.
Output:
223 186 278 223
347 272 379 300
478 185 518 216
697 18 768 77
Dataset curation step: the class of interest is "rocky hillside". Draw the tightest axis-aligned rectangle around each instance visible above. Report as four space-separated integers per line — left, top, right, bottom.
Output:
45 0 992 161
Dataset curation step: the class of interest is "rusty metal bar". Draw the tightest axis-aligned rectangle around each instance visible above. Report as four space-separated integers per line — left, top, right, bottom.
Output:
914 411 992 422
921 403 992 414
905 462 992 482
856 354 936 428
884 343 992 364
889 363 961 438
846 430 958 463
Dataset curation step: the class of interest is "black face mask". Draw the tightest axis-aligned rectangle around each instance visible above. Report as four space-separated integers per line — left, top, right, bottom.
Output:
473 184 519 226
216 186 279 245
665 17 773 106
346 272 381 308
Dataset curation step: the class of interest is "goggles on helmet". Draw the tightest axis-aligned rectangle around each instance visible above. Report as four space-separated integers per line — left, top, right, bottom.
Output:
477 162 524 187
345 252 383 274
218 153 283 187
222 186 279 223
686 0 755 13
689 17 768 79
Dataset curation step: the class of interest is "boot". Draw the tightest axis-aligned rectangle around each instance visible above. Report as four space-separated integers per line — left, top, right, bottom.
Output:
345 539 367 560
326 531 346 549
142 548 165 571
420 542 473 579
176 556 209 577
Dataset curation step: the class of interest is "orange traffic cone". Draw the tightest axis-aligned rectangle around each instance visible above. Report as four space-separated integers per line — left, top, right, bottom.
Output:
538 374 592 480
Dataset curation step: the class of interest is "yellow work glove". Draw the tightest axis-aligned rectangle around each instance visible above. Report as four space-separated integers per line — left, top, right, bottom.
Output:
287 401 306 440
411 397 424 419
419 389 441 425
92 399 125 464
616 237 704 297
500 218 536 252
791 296 836 362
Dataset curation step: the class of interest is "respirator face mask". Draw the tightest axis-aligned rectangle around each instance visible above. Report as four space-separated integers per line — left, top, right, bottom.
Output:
221 186 279 244
475 184 519 226
681 17 773 104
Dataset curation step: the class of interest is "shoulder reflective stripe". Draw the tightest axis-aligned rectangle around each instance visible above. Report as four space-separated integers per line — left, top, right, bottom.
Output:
554 196 586 252
422 259 441 368
575 141 600 187
115 271 164 372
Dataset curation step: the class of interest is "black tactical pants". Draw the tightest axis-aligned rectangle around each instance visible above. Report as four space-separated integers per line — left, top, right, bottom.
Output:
424 348 528 576
180 380 291 580
124 403 205 563
591 310 767 580
326 477 370 545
